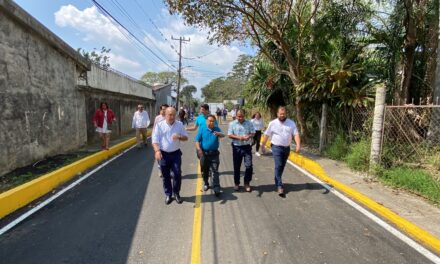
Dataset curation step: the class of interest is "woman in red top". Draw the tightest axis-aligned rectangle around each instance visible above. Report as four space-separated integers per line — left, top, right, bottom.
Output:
93 102 116 150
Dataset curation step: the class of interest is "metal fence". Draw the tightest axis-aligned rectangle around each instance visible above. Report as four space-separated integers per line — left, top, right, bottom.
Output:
380 105 440 177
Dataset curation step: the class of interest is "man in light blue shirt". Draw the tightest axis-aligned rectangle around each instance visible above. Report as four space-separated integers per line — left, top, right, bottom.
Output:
186 104 218 132
152 107 188 205
228 109 255 192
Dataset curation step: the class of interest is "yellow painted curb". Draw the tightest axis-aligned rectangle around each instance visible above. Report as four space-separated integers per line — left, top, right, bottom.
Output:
0 134 149 219
263 141 440 254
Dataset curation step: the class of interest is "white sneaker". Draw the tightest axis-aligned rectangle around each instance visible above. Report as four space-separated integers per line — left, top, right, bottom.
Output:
255 152 261 157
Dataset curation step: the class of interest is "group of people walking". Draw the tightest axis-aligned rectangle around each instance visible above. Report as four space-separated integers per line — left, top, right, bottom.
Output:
152 103 301 204
93 102 301 204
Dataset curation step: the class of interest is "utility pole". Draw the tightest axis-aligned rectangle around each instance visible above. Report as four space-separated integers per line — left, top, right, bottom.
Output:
171 36 190 110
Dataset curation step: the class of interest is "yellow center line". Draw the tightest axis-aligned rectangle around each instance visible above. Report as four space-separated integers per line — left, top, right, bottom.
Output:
190 164 202 264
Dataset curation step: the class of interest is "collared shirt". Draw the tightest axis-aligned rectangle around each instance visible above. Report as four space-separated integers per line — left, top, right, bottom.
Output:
152 120 188 152
132 110 150 128
264 118 299 147
228 119 255 146
195 114 218 129
251 118 264 131
195 126 222 151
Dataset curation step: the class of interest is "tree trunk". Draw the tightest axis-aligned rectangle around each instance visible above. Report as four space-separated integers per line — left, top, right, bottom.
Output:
319 103 328 154
295 97 308 139
370 84 387 171
428 30 440 142
423 0 439 97
399 0 417 104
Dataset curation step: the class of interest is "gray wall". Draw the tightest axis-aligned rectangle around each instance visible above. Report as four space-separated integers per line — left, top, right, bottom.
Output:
0 3 88 176
81 87 154 144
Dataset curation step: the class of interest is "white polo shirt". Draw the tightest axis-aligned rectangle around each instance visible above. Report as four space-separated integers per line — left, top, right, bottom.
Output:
152 120 188 152
132 110 150 128
264 118 299 147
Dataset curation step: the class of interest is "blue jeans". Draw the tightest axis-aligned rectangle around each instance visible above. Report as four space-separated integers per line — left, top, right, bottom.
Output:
272 145 290 187
159 149 182 196
232 144 253 185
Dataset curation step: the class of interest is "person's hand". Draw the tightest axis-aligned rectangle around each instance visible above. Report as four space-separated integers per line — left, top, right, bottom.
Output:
243 135 250 141
261 144 266 154
213 131 220 137
295 146 300 154
154 150 162 161
197 149 203 158
172 134 180 141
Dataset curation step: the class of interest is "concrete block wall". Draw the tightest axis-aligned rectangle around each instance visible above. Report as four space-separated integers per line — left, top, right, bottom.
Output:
0 6 88 176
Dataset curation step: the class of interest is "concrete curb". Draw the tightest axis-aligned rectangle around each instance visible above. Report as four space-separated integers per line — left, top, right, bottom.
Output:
263 142 440 254
0 136 145 219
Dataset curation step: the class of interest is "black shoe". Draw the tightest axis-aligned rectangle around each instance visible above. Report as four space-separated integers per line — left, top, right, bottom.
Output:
175 194 183 204
165 196 172 205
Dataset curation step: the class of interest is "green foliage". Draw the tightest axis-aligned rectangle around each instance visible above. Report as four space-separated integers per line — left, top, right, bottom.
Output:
324 134 349 160
202 55 254 102
180 85 197 105
378 167 440 204
78 46 111 70
141 71 188 85
344 138 371 172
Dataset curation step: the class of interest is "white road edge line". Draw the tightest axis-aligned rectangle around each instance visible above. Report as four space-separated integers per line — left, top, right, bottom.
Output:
0 143 139 236
286 159 440 264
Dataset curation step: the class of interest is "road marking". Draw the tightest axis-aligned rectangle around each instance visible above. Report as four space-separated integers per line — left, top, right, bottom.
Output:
286 160 440 263
190 164 203 264
0 144 139 236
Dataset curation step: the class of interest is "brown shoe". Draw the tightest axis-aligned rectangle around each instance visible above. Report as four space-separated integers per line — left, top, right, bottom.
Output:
244 184 252 192
277 187 284 194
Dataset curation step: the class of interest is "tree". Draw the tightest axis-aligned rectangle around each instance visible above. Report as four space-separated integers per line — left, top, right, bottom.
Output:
166 0 373 137
141 71 188 85
77 46 111 70
181 85 197 105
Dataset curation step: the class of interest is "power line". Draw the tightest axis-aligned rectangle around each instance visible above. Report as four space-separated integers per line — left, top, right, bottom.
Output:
105 0 172 63
132 0 179 55
91 0 176 70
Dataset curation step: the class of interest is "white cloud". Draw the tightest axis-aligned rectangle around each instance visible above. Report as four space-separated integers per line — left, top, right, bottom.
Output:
54 5 127 43
53 4 252 98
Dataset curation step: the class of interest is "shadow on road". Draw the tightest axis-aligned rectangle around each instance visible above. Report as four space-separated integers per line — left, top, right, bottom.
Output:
254 182 330 197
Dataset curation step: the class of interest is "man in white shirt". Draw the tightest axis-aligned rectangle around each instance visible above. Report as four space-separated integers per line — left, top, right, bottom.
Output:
261 106 301 197
132 104 150 148
152 107 188 205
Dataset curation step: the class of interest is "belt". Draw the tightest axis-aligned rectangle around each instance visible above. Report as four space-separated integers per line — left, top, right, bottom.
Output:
271 144 290 148
202 149 219 156
160 149 181 154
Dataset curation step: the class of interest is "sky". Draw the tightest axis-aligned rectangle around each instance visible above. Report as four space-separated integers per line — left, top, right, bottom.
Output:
14 0 256 98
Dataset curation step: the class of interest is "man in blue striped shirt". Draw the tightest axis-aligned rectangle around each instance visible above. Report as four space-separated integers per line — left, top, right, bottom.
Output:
152 107 188 205
228 109 255 192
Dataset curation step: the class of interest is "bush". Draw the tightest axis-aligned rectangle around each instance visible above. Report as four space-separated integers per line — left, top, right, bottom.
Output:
324 134 348 160
344 138 370 172
379 167 440 203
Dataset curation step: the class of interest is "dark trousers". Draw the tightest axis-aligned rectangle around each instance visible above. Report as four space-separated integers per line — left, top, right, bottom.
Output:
252 130 262 152
200 151 220 191
159 150 182 196
272 145 290 187
232 144 253 185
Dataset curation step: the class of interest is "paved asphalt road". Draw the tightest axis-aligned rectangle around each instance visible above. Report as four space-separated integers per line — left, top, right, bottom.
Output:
0 126 436 264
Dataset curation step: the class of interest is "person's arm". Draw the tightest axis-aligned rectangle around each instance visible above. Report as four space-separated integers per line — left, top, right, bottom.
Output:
152 127 162 161
186 123 198 131
214 128 225 138
261 122 272 152
294 134 301 153
132 113 136 129
92 110 98 128
145 112 150 128
174 124 188 141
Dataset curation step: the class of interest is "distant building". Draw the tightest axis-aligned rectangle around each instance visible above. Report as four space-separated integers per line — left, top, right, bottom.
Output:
153 84 173 114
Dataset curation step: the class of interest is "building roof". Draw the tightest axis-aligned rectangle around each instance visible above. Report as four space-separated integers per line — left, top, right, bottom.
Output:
152 83 173 91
